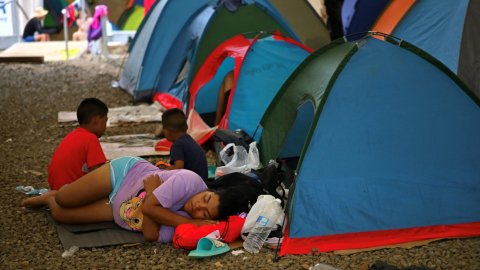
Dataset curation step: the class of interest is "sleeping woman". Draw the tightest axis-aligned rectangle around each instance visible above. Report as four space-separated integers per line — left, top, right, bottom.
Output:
22 156 239 242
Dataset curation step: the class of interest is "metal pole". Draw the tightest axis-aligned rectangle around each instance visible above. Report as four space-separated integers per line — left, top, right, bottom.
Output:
14 0 28 21
82 0 86 43
62 9 69 59
100 6 108 58
11 0 20 43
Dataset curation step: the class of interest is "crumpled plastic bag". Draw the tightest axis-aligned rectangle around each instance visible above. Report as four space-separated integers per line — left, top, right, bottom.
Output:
215 141 260 178
216 141 260 177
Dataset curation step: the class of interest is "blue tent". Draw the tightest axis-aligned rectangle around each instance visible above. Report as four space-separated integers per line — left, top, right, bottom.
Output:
119 0 300 104
341 0 390 35
372 0 480 98
187 34 312 140
256 32 480 255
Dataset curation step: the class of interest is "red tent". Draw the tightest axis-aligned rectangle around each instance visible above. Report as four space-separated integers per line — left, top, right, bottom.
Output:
144 0 155 16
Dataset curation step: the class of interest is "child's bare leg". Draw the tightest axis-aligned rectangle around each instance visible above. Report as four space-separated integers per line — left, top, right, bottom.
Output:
46 196 113 223
22 190 58 208
55 163 112 208
215 71 234 126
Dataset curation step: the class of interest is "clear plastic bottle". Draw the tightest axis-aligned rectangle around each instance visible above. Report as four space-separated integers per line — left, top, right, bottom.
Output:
16 186 50 195
243 198 282 253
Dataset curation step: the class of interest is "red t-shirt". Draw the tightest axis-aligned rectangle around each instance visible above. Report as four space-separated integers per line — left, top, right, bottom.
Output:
47 127 107 190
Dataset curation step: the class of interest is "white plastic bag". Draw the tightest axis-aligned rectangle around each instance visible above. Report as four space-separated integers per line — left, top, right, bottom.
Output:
215 142 260 178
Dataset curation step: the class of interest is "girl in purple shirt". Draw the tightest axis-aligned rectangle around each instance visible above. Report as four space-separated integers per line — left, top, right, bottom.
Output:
22 157 239 243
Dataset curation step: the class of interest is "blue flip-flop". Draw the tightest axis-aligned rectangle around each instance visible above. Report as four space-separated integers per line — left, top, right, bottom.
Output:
188 237 230 258
208 165 216 180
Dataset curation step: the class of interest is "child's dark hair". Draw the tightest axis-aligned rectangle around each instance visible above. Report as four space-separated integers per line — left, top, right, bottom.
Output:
77 98 108 125
162 108 187 133
212 189 241 220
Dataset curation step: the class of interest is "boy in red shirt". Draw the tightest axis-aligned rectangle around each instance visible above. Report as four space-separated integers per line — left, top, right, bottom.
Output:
47 98 109 190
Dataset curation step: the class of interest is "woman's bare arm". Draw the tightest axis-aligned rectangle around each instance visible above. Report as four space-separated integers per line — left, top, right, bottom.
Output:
141 175 163 241
141 174 217 241
143 194 217 227
142 210 161 242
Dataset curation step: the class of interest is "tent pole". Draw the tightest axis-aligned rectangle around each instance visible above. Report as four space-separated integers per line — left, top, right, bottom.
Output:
62 9 69 60
100 6 108 58
82 0 86 44
11 0 20 43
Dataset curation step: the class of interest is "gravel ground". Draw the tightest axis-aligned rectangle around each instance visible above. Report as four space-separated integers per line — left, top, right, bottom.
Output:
1 56 479 270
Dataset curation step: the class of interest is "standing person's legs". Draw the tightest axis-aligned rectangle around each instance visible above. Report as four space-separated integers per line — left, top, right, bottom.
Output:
215 71 234 126
324 0 345 40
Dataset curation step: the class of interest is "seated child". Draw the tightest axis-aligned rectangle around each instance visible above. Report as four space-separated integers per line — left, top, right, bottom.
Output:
73 12 93 41
47 98 108 190
162 108 208 181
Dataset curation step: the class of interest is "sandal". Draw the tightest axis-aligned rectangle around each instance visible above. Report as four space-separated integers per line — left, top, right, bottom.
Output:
188 237 230 258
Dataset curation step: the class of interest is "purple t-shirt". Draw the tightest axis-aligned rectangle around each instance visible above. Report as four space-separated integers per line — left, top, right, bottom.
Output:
112 160 207 243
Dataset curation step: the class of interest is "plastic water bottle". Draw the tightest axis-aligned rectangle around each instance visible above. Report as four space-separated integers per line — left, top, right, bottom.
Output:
243 198 282 253
16 186 50 195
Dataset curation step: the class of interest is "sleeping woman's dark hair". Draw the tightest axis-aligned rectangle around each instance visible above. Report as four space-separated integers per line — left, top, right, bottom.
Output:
207 173 266 218
211 189 242 220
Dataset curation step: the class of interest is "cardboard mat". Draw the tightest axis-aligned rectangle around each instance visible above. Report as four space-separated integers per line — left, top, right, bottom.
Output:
44 209 146 250
99 134 168 159
58 102 165 127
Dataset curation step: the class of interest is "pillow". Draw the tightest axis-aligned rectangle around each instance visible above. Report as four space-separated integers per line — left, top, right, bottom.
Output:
173 215 245 250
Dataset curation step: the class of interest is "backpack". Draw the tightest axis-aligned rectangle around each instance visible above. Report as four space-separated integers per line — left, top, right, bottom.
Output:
250 162 295 208
206 172 265 213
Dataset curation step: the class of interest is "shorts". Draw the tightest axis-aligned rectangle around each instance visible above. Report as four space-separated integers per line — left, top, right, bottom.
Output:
23 36 35 42
108 156 144 204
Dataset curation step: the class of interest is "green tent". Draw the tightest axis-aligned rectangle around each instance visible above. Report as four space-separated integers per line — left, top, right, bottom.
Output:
117 6 144 30
256 32 480 256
